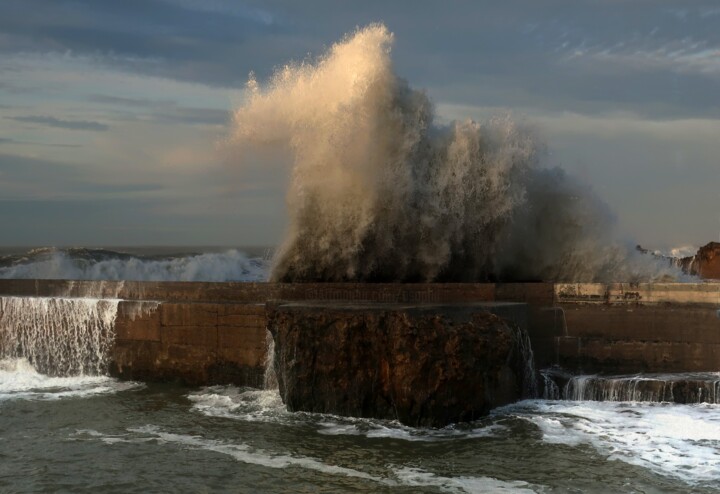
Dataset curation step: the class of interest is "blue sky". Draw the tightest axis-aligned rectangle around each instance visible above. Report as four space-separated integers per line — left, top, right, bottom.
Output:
1 0 718 248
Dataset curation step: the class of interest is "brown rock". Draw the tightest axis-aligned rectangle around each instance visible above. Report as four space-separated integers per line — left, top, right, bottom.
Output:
697 242 720 280
267 302 534 427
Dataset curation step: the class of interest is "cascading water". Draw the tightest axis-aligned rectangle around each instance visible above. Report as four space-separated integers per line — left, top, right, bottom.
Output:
512 325 538 399
0 297 119 376
262 329 278 390
540 370 720 404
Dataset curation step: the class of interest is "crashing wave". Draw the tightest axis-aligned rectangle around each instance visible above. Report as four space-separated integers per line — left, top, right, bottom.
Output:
0 248 269 282
228 24 682 283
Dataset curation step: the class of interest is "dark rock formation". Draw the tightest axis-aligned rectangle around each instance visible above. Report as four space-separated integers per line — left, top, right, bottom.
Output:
638 241 720 279
267 302 535 427
696 242 720 279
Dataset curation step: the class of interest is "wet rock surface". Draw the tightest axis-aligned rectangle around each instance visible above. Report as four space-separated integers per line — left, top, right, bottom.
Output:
267 302 533 427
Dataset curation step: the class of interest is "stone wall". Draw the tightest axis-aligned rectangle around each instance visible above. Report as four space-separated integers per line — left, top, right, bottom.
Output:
110 301 268 386
547 283 720 373
0 280 719 383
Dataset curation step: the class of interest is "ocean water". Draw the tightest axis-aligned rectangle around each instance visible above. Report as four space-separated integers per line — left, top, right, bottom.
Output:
1 248 718 492
0 247 271 282
0 358 718 493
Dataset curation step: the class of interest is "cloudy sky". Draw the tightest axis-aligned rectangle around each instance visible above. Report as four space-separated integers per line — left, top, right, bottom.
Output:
1 0 718 249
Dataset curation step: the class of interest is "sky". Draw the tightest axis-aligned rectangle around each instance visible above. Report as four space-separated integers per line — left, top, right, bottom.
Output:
0 0 718 249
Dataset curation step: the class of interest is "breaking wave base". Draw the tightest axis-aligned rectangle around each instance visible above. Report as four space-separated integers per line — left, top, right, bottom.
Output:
0 301 715 493
3 368 716 493
0 247 270 282
228 24 683 283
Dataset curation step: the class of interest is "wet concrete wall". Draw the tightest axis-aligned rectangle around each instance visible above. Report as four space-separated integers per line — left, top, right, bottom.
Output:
547 283 720 373
0 280 718 383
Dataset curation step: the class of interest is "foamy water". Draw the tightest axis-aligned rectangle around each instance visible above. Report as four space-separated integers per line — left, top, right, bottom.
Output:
0 247 270 281
0 357 139 401
507 400 720 485
186 385 720 489
0 365 716 492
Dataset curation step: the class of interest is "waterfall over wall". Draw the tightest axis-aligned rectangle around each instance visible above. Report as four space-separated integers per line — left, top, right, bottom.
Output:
0 297 119 376
541 370 720 404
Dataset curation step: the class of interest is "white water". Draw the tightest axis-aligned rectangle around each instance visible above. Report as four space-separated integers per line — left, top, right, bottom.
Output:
511 400 720 485
0 296 119 376
0 249 268 282
76 424 539 493
0 357 139 401
188 385 720 487
541 371 720 403
228 24 681 283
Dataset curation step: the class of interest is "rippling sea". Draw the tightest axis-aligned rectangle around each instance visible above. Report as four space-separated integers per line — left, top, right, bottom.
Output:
1 249 718 492
1 358 718 493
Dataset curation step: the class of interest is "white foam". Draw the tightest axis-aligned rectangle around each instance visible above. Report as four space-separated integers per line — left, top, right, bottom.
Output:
0 358 140 401
126 425 389 484
188 386 286 422
392 467 537 493
0 249 269 282
0 297 120 376
78 425 537 492
189 385 507 441
507 399 720 485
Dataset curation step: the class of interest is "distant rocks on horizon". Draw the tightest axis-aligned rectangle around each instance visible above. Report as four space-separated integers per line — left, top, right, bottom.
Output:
638 242 720 280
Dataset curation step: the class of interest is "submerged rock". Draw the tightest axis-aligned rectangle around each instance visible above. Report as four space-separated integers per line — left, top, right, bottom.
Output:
267 302 534 427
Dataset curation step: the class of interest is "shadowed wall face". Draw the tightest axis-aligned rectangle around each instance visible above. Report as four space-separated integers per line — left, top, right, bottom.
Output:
1 281 719 387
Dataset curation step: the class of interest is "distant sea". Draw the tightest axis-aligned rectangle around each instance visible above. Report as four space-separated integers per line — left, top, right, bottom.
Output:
0 246 272 282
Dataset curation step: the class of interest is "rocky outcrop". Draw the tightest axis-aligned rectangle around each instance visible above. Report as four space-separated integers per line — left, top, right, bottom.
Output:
638 242 720 279
267 302 535 427
696 242 720 279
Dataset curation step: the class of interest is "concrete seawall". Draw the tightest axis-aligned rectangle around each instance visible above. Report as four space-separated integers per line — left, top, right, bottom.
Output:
0 280 718 385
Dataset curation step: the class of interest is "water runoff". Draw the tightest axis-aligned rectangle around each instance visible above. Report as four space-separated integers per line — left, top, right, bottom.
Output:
1 25 717 493
1 292 719 493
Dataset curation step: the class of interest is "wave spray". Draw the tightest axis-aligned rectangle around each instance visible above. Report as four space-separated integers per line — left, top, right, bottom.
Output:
229 24 678 282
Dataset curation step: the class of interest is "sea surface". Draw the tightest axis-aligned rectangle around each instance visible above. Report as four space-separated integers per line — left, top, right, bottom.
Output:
0 246 271 282
1 247 719 493
0 358 718 493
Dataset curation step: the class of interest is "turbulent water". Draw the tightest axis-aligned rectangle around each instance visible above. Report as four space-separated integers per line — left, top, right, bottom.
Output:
0 362 718 493
0 296 717 492
228 24 681 283
0 247 270 282
0 297 119 376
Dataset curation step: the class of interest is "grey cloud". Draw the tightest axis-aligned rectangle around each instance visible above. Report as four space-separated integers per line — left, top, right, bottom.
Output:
0 197 281 246
89 94 229 125
0 153 157 199
3 0 719 119
9 116 109 131
0 136 82 147
79 183 164 194
0 0 283 87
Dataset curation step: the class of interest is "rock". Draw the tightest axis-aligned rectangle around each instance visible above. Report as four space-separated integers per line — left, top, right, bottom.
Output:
697 242 720 280
267 302 535 427
639 242 720 279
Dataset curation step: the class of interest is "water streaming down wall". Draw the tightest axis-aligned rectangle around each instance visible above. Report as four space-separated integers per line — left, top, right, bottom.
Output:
262 330 278 390
540 369 720 404
0 297 119 376
513 324 538 399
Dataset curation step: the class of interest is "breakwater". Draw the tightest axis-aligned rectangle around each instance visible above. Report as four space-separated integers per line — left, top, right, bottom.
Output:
0 280 718 388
